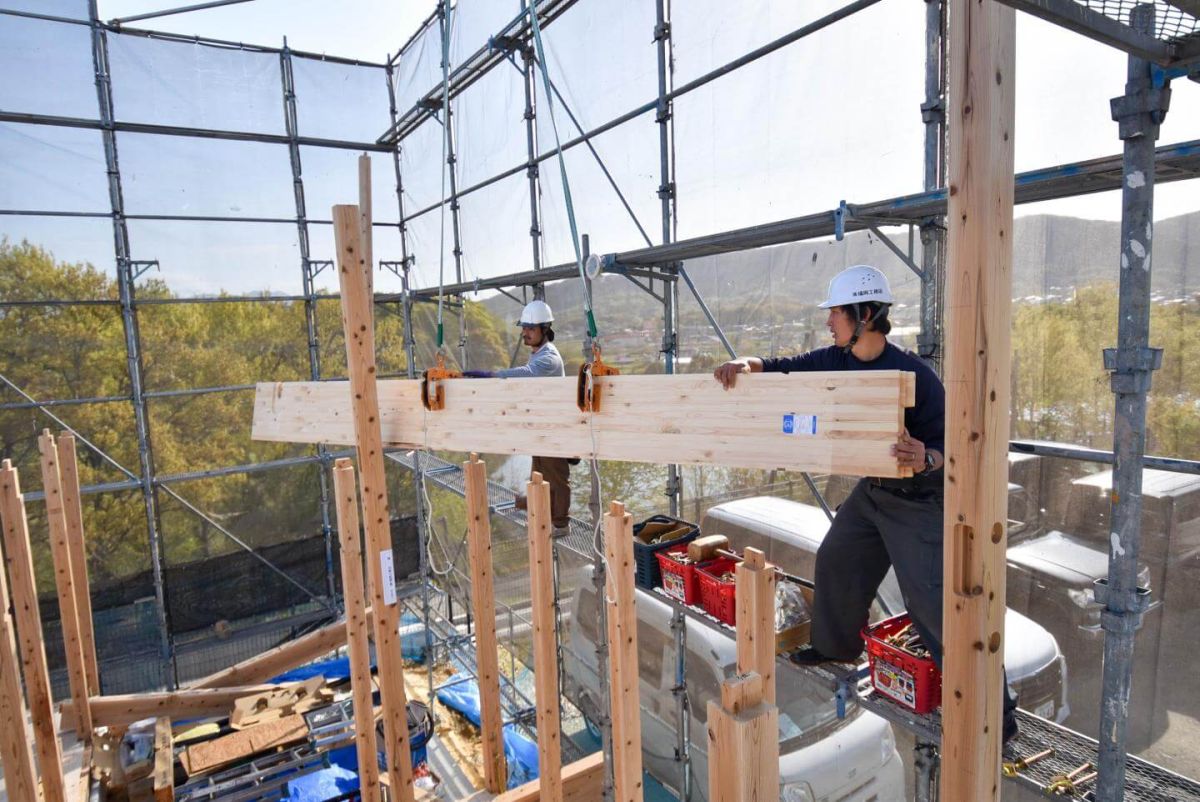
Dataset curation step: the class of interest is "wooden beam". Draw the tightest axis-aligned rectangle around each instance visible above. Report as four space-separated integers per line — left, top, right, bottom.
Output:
491 752 604 802
252 370 916 478
228 675 331 729
0 505 39 802
705 677 779 802
39 432 93 738
941 1 1016 800
604 501 644 802
0 460 67 802
735 547 777 705
465 453 507 794
527 473 562 802
188 612 364 689
82 684 282 728
57 433 100 697
333 203 414 802
152 717 173 802
332 459 383 802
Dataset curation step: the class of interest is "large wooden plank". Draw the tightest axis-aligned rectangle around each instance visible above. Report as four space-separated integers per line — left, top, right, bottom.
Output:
332 459 382 802
0 460 67 802
465 454 507 794
333 203 414 802
940 2 1016 800
735 548 777 706
0 512 39 802
604 501 643 802
491 752 604 802
39 432 93 737
527 474 561 802
252 370 914 477
57 433 101 697
180 714 307 777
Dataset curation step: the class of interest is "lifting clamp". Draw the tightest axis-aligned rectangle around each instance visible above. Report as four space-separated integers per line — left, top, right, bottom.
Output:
577 344 620 413
421 352 461 411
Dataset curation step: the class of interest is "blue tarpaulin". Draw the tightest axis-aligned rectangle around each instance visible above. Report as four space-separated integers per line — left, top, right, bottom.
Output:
435 673 539 789
270 612 428 684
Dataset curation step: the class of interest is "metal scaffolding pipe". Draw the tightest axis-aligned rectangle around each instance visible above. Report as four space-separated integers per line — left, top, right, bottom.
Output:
1096 6 1170 798
88 0 177 687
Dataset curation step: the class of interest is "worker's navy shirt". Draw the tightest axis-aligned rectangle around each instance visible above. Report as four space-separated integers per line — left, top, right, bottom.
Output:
759 342 945 457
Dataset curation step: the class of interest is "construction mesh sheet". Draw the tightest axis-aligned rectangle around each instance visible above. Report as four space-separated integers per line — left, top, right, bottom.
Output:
1072 0 1200 40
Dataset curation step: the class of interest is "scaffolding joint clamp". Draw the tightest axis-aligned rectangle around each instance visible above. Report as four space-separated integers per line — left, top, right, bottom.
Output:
1103 346 1162 393
657 181 676 200
920 98 944 124
1110 86 1171 139
656 100 673 124
654 21 671 41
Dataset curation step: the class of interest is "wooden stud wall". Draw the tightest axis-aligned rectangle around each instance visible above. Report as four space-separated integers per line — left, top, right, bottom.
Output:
0 459 67 802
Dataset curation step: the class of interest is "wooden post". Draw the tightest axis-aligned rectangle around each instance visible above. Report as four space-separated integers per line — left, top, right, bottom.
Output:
332 459 382 802
465 453 507 793
941 1 1016 800
706 671 778 802
0 511 38 802
152 717 173 802
333 203 414 801
57 433 100 697
0 460 67 802
527 473 562 802
735 547 777 705
39 431 93 737
604 501 643 802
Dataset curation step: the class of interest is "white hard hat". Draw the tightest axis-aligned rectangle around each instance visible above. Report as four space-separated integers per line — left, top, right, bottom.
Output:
518 300 554 326
818 265 894 308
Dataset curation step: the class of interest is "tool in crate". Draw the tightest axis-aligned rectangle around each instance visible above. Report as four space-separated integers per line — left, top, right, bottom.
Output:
862 613 941 714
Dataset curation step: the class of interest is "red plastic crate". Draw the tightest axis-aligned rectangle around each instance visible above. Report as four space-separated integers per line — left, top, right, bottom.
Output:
696 557 739 625
655 545 710 606
863 613 942 714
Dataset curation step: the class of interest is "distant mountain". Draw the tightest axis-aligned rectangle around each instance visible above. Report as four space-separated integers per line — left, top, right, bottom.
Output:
483 211 1200 332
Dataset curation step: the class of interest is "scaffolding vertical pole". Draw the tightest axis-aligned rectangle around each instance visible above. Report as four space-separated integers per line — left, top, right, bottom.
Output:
655 0 681 519
281 40 337 602
521 44 545 276
917 0 946 373
437 2 469 370
1096 6 1168 799
88 0 175 689
386 60 437 701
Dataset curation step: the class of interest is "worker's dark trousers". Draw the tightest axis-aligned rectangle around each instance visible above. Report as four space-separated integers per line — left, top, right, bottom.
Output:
812 478 1018 715
531 456 572 528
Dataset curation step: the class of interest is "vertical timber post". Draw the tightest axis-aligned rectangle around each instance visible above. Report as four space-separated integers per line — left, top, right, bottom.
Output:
1096 5 1168 799
941 1 1015 800
605 501 644 802
465 454 507 793
331 459 383 802
333 204 415 802
528 473 563 802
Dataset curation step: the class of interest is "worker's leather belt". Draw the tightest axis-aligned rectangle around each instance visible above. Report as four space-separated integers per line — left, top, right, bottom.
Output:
868 471 944 492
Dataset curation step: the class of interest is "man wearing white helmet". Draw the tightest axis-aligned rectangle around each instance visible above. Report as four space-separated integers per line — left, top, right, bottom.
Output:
464 299 574 532
713 264 1019 743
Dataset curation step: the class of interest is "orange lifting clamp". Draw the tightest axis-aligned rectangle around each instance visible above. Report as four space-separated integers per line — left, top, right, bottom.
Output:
576 344 620 412
421 352 462 411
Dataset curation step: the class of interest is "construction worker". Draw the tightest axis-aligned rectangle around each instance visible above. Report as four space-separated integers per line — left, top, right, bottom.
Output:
713 264 1018 742
464 299 575 533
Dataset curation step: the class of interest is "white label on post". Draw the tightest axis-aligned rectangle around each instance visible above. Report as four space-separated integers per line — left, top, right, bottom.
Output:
380 549 397 606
